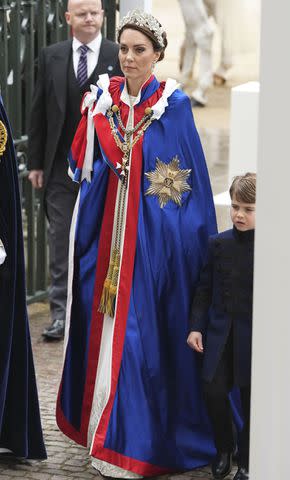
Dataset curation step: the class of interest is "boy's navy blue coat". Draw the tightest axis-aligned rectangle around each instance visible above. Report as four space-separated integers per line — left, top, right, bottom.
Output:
190 227 254 386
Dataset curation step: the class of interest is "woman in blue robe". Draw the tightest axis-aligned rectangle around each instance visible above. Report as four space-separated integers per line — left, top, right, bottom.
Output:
0 96 46 459
56 9 217 477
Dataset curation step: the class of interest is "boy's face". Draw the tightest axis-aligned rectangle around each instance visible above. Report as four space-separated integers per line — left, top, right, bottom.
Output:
230 196 256 231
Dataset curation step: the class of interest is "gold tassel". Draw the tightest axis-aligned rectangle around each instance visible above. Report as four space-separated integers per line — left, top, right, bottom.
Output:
98 249 120 317
99 249 117 314
106 251 120 317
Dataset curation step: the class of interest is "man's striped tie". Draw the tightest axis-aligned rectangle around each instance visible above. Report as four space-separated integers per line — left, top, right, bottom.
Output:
77 44 89 87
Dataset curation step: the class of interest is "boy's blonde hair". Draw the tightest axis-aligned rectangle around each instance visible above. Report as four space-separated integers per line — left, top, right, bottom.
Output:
229 172 256 203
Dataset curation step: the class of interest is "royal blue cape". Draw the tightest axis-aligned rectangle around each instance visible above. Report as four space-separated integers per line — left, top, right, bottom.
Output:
57 76 217 475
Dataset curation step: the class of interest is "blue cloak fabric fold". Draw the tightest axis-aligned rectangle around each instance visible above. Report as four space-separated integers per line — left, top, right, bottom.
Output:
0 97 46 459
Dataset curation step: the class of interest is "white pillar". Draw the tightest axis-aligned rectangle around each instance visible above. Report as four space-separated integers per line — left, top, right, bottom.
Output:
250 1 290 478
228 82 259 183
119 0 152 18
214 81 259 206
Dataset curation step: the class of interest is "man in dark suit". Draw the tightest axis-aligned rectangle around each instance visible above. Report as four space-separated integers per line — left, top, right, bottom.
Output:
28 0 122 340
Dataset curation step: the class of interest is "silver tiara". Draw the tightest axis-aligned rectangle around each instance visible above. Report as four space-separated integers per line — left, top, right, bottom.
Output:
117 9 165 48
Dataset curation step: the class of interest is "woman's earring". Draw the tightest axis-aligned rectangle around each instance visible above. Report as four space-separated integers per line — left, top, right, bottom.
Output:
152 60 157 70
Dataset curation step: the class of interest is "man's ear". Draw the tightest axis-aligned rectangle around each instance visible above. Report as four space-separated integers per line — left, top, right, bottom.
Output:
65 12 71 26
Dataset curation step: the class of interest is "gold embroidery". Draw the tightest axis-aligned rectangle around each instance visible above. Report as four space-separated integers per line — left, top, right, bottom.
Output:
145 155 192 208
107 106 154 176
0 121 8 157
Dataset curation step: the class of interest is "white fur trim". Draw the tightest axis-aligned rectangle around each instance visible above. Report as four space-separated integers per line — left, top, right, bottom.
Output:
82 84 99 113
80 85 99 182
93 74 113 115
67 166 74 180
151 78 179 120
82 114 95 182
81 76 113 182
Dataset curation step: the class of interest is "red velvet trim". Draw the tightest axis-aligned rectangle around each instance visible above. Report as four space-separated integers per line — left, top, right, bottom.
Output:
93 446 174 477
109 75 165 132
80 169 118 439
71 114 88 170
56 169 118 445
94 112 125 169
56 381 86 445
93 140 143 442
89 86 173 473
89 140 164 475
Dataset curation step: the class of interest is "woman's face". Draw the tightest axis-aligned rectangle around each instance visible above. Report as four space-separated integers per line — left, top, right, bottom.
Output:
119 28 160 88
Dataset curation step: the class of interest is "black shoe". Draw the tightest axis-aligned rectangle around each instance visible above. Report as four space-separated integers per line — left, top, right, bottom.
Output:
212 452 232 479
233 467 249 480
190 97 206 108
42 319 65 340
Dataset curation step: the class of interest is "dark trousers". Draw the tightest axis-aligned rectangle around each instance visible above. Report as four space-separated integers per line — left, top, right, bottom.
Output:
45 175 78 323
203 340 251 469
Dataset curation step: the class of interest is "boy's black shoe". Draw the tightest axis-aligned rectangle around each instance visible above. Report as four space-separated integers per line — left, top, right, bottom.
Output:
233 467 249 479
211 452 232 479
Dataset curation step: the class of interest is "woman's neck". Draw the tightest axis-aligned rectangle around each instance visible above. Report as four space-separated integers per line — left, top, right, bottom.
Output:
126 74 152 97
126 80 142 97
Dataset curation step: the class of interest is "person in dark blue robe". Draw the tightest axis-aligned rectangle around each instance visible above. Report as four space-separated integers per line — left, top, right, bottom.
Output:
0 96 46 459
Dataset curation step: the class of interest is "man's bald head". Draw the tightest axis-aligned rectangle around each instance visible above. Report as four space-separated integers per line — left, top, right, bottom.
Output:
65 0 104 44
67 0 102 12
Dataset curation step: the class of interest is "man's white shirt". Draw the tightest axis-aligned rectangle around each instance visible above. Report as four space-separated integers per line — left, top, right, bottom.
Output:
72 34 102 78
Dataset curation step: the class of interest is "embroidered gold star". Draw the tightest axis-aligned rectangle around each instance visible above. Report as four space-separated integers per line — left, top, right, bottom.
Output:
0 121 8 157
145 156 192 208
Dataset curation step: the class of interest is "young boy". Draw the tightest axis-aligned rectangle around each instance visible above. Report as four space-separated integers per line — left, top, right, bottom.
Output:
188 173 256 480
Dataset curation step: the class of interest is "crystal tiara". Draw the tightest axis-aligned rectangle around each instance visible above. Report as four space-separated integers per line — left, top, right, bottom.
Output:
117 9 165 48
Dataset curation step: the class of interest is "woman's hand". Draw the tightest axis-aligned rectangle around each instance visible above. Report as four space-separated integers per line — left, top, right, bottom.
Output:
187 331 203 353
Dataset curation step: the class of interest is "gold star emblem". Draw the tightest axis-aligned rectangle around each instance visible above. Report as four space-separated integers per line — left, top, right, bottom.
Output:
0 121 8 158
145 156 192 208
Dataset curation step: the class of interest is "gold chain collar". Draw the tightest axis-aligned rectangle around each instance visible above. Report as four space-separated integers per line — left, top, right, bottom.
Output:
107 105 154 176
0 121 8 158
